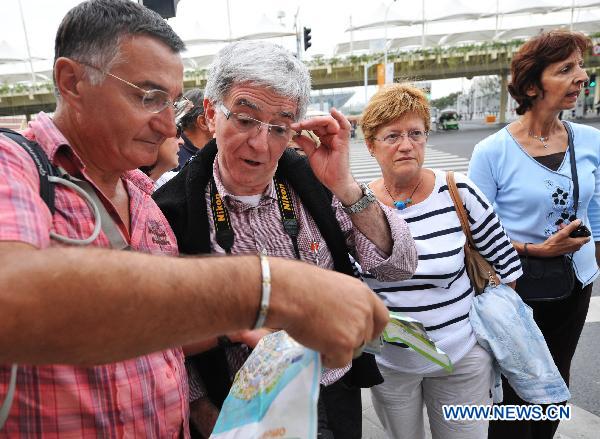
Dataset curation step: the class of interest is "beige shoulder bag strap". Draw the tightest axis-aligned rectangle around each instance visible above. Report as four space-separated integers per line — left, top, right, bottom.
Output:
446 171 499 292
446 171 476 248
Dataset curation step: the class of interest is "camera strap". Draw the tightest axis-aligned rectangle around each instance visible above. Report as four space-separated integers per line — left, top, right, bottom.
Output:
209 176 301 259
273 176 300 260
209 176 235 254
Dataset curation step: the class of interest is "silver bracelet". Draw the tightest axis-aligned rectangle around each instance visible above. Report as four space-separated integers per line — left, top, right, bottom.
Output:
253 253 271 329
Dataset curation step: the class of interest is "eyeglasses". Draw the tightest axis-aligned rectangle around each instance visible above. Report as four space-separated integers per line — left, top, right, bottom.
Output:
78 61 193 119
218 104 292 143
373 130 429 146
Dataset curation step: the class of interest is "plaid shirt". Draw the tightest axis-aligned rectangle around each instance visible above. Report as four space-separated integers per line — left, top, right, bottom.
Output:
0 113 188 438
187 156 417 398
207 157 416 277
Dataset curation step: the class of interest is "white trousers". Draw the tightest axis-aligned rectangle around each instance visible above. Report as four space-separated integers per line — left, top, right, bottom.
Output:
371 343 493 439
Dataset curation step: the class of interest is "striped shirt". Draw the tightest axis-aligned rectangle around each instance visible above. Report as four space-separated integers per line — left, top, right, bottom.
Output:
187 156 418 398
363 170 522 374
0 113 188 438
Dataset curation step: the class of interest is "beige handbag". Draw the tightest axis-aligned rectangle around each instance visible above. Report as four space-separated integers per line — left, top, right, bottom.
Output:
446 171 499 294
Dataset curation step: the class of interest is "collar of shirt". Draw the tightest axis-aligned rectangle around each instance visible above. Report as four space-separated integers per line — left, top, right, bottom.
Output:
25 112 154 195
181 133 199 156
212 154 277 210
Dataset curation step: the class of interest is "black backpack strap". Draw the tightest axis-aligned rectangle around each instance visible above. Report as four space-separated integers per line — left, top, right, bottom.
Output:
0 128 56 215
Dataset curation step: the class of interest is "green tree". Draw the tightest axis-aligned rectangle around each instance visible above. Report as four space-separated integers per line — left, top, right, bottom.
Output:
430 92 460 110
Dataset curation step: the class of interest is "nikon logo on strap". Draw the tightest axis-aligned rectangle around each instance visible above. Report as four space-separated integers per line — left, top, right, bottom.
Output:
214 192 227 223
277 181 293 213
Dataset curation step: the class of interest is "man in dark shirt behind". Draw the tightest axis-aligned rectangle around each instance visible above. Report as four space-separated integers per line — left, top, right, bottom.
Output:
176 88 212 169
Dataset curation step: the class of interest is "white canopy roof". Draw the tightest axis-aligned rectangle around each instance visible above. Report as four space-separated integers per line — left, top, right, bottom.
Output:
2 0 600 84
182 14 294 46
337 2 600 55
348 0 600 30
0 41 27 64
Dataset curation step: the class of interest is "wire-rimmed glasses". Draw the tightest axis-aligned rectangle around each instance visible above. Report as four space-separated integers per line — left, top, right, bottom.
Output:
373 130 429 146
77 61 192 119
218 104 293 143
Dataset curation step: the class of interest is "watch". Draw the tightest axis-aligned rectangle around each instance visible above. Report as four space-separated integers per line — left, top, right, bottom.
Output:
342 183 377 214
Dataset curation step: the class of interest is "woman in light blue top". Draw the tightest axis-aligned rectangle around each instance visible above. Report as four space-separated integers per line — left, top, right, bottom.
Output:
468 30 600 439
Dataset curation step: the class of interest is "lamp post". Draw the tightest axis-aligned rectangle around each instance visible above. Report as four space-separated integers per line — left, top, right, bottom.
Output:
294 7 301 58
421 0 426 48
494 0 500 39
570 0 575 31
363 1 400 104
383 0 397 74
349 15 354 55
17 0 36 96
226 0 232 41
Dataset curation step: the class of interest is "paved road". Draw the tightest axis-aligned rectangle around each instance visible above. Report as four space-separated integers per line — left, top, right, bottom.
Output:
350 118 600 438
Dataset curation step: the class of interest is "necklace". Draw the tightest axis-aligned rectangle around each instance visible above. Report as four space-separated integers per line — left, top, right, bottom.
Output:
517 119 550 148
384 177 423 210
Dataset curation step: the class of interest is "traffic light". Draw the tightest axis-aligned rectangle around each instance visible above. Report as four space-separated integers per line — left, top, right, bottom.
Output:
585 87 590 96
139 0 179 19
589 73 597 88
303 27 312 51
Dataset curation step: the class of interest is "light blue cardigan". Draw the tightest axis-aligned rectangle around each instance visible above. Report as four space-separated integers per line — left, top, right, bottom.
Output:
468 121 600 286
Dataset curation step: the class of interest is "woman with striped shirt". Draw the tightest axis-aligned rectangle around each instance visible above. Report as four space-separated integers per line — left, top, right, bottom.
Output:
360 84 522 439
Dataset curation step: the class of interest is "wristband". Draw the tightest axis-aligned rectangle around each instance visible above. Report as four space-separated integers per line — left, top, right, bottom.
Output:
524 242 530 257
253 253 271 329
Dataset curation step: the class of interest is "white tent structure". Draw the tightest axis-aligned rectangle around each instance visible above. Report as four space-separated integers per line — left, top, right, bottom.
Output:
180 13 296 69
2 0 600 86
338 0 600 56
182 14 295 46
0 59 52 84
0 0 298 84
0 41 29 64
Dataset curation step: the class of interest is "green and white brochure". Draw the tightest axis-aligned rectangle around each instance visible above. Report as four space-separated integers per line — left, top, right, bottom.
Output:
383 312 453 372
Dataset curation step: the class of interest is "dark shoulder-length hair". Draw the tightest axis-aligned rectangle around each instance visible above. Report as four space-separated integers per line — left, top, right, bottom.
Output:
509 30 591 115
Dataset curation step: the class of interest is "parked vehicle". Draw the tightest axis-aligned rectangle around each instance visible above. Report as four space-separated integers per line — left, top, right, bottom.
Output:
438 109 460 130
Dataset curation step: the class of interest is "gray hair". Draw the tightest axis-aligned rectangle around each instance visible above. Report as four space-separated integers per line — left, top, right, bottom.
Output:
54 0 185 85
204 41 311 121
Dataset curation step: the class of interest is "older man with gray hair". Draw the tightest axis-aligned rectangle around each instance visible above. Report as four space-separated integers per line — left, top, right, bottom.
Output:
154 40 418 438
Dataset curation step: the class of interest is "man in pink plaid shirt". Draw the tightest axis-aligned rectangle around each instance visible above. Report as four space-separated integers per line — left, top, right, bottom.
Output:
0 0 391 437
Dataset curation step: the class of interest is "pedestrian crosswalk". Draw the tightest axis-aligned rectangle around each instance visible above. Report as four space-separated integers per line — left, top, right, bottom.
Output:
350 142 470 184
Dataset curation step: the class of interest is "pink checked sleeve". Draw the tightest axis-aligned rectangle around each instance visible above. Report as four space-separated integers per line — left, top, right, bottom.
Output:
0 135 52 248
334 197 417 282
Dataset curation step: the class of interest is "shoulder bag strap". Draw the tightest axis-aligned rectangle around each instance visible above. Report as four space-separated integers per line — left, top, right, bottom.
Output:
562 121 578 217
61 172 130 250
446 171 476 249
